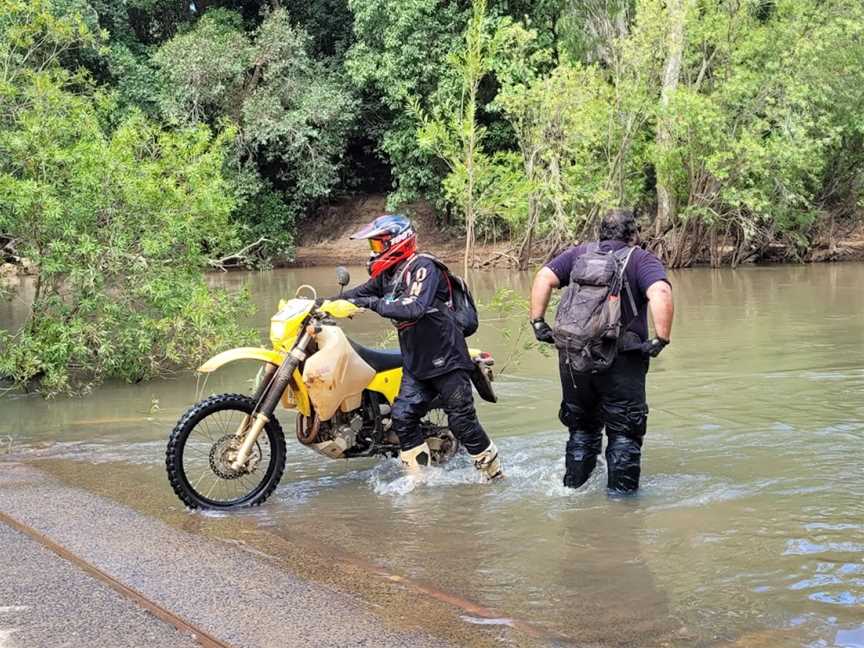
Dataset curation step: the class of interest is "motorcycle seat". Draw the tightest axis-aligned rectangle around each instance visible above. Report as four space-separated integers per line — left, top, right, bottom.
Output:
348 339 403 372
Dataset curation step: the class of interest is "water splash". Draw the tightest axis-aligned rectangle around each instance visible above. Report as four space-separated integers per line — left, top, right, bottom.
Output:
368 455 486 496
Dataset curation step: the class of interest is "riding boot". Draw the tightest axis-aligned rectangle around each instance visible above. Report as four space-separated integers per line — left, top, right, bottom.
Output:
605 434 642 493
563 430 602 489
470 441 503 481
399 441 431 473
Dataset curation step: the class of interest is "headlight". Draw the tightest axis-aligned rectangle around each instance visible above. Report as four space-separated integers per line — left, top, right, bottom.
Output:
270 320 287 342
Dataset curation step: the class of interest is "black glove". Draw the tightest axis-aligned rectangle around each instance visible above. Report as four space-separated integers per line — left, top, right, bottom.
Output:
641 337 669 357
348 296 380 312
531 318 555 344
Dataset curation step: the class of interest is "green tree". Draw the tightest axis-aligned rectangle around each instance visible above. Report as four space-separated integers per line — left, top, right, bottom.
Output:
0 94 254 394
154 8 357 257
413 0 521 275
346 0 467 205
469 6 659 263
648 0 864 266
0 1 254 395
474 0 864 267
346 0 564 209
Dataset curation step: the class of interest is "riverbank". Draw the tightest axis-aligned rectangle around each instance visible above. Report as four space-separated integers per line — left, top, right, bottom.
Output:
3 196 863 281
291 194 518 268
290 194 864 269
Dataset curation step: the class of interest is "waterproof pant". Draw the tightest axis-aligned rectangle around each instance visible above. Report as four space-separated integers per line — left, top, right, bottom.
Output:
558 351 649 493
391 369 491 455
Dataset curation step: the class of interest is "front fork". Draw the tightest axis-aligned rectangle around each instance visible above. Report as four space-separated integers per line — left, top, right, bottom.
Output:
230 330 312 471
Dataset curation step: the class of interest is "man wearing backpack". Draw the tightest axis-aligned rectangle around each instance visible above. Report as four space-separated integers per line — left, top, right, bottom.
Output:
529 208 673 493
340 214 503 481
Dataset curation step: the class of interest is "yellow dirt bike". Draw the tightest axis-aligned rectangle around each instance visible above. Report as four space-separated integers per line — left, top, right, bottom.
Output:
165 267 497 509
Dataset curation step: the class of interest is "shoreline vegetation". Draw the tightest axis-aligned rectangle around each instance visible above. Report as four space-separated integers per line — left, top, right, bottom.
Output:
4 191 864 279
2 0 863 394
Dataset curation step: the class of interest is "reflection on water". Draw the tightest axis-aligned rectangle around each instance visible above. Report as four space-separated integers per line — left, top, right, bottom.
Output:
4 263 864 645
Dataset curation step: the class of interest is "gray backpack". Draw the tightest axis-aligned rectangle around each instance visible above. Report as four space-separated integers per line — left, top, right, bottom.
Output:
552 243 637 373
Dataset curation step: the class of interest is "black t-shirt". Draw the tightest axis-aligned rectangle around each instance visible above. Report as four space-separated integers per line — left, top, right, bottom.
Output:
342 255 473 379
545 240 669 341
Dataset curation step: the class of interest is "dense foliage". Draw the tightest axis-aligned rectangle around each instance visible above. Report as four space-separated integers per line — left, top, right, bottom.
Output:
153 7 356 257
0 1 254 394
1 0 863 391
3 0 862 268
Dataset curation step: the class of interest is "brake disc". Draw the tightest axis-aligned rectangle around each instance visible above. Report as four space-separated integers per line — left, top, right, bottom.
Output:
208 434 260 480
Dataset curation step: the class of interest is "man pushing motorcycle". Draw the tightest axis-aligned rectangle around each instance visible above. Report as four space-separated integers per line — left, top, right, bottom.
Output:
339 214 503 480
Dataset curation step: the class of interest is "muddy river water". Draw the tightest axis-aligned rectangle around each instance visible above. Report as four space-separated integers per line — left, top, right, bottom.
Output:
3 264 864 646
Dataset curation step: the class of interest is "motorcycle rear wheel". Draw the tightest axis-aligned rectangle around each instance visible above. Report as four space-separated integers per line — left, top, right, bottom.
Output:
420 408 459 464
166 393 286 510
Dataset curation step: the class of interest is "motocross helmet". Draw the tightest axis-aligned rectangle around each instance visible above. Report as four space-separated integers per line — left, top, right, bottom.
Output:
350 214 417 277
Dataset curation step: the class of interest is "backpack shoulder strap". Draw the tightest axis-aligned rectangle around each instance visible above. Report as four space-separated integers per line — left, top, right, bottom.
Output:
616 245 637 269
415 252 447 272
615 246 638 318
416 253 458 305
389 254 419 300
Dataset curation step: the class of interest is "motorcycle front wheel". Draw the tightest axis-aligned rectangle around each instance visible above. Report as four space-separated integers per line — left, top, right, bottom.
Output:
166 393 286 510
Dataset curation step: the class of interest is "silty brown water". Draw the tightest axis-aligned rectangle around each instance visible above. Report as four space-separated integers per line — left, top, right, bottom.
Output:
2 263 863 646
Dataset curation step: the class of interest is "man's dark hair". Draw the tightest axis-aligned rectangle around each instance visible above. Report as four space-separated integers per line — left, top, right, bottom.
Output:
599 208 638 243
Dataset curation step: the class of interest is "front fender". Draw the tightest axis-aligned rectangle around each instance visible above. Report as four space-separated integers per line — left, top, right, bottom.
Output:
197 347 311 416
198 347 286 373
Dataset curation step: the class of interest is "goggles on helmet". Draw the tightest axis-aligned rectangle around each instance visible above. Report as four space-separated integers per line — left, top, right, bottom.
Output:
369 237 390 254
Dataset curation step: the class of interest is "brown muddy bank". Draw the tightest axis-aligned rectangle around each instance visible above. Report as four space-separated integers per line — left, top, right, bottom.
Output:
291 194 516 269
290 193 864 270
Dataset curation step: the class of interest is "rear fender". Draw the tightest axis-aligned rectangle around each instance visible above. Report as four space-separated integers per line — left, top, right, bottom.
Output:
468 347 496 403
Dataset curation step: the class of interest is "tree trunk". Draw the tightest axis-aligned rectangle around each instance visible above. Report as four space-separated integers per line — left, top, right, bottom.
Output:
464 204 475 278
519 155 540 270
518 195 540 270
463 122 476 279
654 0 687 239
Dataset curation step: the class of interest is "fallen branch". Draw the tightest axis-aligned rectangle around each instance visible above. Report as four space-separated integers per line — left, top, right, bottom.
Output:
478 250 520 268
208 237 269 271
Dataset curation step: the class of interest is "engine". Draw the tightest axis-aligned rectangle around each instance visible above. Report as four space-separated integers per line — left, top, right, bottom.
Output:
296 410 364 459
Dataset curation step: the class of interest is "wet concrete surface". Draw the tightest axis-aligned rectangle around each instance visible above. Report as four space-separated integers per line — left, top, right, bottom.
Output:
31 455 551 646
0 521 201 648
0 462 475 648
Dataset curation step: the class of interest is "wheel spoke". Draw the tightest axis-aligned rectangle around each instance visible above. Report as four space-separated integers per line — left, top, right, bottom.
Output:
173 397 283 508
204 475 222 499
198 418 217 443
191 468 210 491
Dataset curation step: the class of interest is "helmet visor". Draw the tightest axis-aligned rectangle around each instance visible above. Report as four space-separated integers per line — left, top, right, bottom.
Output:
369 237 389 254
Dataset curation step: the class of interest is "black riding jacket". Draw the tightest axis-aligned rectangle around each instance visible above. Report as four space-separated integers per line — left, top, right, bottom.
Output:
342 255 473 379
